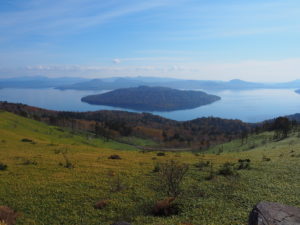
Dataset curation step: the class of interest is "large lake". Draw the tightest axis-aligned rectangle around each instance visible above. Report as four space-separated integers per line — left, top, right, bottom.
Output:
0 88 300 123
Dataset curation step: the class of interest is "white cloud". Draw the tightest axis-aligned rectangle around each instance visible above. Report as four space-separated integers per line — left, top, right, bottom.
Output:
0 0 174 38
113 58 121 64
1 58 300 82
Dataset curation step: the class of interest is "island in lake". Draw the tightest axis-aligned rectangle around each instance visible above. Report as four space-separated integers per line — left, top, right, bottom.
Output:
81 86 221 111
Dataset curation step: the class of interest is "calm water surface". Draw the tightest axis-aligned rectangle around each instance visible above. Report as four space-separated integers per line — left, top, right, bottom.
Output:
0 88 300 122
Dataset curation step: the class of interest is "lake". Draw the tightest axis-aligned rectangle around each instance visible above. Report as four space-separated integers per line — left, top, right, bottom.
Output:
0 88 299 123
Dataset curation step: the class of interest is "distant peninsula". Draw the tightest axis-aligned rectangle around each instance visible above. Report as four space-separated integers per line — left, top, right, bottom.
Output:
81 86 221 111
295 89 300 94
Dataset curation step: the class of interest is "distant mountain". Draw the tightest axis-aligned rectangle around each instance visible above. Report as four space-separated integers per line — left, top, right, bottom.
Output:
295 89 300 94
56 76 180 90
57 77 265 91
2 76 300 91
0 76 88 89
57 77 149 90
57 76 300 91
81 86 221 111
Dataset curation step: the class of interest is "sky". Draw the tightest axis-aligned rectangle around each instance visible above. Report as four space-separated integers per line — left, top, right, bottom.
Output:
0 0 300 82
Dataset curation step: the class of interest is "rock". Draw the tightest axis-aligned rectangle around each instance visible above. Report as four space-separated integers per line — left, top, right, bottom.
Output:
0 206 18 225
248 201 300 225
110 222 132 225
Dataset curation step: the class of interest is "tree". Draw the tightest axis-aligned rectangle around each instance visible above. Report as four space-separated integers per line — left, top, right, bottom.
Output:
273 117 291 139
241 130 249 145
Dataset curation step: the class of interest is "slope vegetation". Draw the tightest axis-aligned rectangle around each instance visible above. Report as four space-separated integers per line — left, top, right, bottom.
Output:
0 111 299 225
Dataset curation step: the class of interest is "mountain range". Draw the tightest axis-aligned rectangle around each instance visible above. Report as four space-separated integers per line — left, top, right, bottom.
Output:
1 76 300 91
0 76 88 89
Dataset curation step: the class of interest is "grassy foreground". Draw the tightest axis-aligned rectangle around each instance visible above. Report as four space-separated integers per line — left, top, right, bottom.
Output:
0 111 299 225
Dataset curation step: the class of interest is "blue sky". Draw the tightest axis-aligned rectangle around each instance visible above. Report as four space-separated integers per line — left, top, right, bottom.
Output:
0 0 300 81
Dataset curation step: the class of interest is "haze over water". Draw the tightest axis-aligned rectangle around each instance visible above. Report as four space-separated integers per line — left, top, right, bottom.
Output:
1 88 299 123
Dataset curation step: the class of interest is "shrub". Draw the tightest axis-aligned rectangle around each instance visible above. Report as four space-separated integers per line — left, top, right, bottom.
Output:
108 155 122 160
0 206 18 225
218 162 238 176
205 162 215 180
54 149 61 154
157 152 166 156
21 159 37 166
0 163 7 171
194 160 210 170
60 153 74 169
158 160 189 197
237 159 251 170
247 143 257 149
107 170 116 177
110 174 126 192
152 163 161 173
21 138 33 142
94 200 110 210
152 197 179 217
262 155 271 161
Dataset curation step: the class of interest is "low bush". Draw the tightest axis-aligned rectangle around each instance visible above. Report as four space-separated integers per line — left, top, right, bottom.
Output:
21 159 37 166
94 200 110 210
0 206 18 225
21 138 33 142
194 160 210 170
152 197 179 217
157 152 166 156
59 153 74 169
108 155 122 160
152 163 161 173
262 155 271 161
237 159 251 170
0 163 7 171
110 174 126 192
218 162 238 176
158 160 189 197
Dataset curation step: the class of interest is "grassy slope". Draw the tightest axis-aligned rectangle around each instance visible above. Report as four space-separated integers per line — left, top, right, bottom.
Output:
0 111 299 225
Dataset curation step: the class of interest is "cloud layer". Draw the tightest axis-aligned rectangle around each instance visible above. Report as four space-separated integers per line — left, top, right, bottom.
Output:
2 58 300 82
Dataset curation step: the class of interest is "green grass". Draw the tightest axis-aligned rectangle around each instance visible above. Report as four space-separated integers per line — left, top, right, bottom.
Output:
117 136 158 147
0 111 299 225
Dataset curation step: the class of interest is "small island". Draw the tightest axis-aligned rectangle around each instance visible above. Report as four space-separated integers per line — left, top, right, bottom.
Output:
81 86 221 111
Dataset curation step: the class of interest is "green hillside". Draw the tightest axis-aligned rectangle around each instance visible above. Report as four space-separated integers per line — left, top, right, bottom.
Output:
0 111 299 225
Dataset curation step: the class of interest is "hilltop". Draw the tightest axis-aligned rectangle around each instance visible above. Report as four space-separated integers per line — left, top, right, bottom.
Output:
81 86 221 111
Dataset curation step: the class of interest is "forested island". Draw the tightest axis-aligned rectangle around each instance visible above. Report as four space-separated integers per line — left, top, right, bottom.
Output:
81 86 221 111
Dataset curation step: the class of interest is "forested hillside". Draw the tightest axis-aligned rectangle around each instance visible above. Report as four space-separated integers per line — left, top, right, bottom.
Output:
0 101 250 149
81 86 221 111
